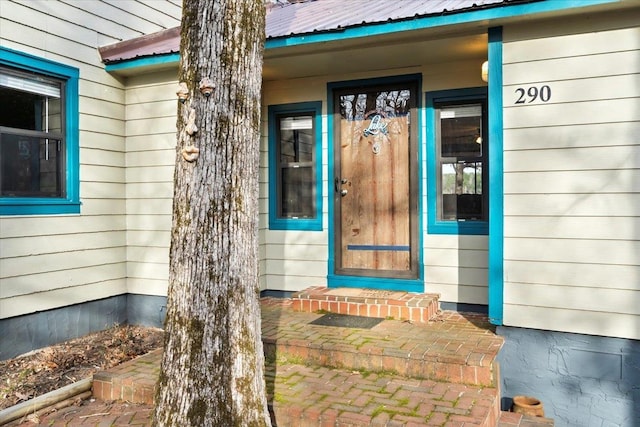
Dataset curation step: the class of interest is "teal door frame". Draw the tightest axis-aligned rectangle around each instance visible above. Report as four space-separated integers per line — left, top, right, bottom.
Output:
326 74 424 293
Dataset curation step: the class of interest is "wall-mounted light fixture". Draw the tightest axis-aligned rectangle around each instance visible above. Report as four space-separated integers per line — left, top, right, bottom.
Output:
481 61 489 83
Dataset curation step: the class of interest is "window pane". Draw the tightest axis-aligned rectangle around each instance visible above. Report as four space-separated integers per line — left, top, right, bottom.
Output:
340 90 411 121
280 166 314 218
439 104 482 158
441 162 483 220
1 132 62 197
0 85 62 133
279 116 313 164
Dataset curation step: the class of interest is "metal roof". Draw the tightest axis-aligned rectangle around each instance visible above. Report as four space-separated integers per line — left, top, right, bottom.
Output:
99 26 180 64
265 0 507 39
99 0 520 64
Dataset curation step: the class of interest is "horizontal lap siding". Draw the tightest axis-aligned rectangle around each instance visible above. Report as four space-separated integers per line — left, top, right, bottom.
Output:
0 0 180 319
261 78 329 291
502 13 640 339
125 71 177 297
422 61 489 304
424 235 488 304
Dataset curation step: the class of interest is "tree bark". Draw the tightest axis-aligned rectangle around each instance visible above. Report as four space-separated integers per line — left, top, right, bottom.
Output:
153 1 269 426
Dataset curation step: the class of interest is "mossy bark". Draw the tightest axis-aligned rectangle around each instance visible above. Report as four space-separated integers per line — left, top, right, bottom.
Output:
152 1 268 426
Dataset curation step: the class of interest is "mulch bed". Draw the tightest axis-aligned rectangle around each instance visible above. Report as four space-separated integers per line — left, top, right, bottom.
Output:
0 325 164 411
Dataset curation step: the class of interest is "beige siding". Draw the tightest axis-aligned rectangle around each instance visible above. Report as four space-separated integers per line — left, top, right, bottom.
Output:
423 235 488 304
14 0 640 329
260 78 328 292
502 12 640 339
0 279 128 319
421 60 489 304
124 71 177 297
0 0 180 319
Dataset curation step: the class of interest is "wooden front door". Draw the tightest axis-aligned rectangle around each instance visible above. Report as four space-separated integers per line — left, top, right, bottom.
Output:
333 81 419 280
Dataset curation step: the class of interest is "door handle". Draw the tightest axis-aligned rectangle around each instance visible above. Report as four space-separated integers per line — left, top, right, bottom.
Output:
335 178 348 193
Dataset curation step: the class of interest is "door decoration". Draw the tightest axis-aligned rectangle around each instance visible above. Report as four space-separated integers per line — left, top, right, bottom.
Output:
363 111 389 154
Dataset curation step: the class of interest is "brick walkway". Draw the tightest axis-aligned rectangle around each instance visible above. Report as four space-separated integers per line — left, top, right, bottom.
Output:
5 296 554 426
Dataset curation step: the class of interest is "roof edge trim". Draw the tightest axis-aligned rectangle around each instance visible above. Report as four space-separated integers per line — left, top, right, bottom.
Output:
105 53 180 73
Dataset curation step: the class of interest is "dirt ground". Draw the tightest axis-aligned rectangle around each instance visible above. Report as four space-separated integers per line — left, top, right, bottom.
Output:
0 325 164 411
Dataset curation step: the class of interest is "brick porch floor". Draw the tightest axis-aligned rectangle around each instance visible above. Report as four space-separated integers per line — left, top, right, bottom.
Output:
6 291 554 426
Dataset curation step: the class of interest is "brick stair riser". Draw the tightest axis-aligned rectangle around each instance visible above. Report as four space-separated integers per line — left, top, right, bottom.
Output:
93 374 156 405
264 341 497 388
291 299 440 324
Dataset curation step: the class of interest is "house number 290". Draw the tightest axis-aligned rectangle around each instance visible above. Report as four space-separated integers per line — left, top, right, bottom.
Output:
515 85 551 104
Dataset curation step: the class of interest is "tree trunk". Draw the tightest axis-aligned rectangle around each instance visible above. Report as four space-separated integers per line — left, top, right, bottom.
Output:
152 1 269 426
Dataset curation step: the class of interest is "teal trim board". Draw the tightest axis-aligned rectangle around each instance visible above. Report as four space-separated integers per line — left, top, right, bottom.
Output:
0 47 80 216
267 101 323 231
265 0 618 49
425 87 488 236
104 53 180 73
326 74 423 292
487 27 504 326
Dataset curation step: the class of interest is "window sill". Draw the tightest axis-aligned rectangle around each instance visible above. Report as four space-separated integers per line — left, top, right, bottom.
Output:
269 217 322 231
427 220 488 235
0 199 81 216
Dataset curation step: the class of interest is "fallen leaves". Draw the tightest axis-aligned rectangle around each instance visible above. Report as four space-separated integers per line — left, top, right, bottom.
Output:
0 325 163 411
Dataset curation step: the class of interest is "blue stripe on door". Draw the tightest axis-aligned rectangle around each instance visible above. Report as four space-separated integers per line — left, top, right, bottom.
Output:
347 245 411 252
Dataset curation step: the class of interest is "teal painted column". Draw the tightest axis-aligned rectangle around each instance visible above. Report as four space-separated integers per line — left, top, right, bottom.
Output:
488 26 504 325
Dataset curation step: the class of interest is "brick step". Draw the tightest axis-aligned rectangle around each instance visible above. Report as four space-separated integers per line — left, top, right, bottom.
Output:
93 348 161 404
292 286 440 324
263 299 502 387
93 297 507 426
268 361 500 427
92 350 501 427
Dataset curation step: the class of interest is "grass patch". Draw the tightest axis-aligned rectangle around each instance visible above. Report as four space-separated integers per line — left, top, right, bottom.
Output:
371 405 386 418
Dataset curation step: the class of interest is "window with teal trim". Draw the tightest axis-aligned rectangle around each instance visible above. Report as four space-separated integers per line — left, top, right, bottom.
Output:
426 88 488 235
268 102 322 231
0 47 79 215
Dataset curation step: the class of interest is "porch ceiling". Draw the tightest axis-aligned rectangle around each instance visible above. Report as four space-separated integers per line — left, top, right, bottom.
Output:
263 30 488 81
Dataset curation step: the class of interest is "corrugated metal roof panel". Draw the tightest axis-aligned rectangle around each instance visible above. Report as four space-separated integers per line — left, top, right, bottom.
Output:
100 0 515 64
99 26 180 64
265 0 507 39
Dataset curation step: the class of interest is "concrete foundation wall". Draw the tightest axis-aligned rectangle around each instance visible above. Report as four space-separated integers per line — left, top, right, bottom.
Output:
126 294 167 329
0 294 170 361
0 295 128 360
497 326 640 427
